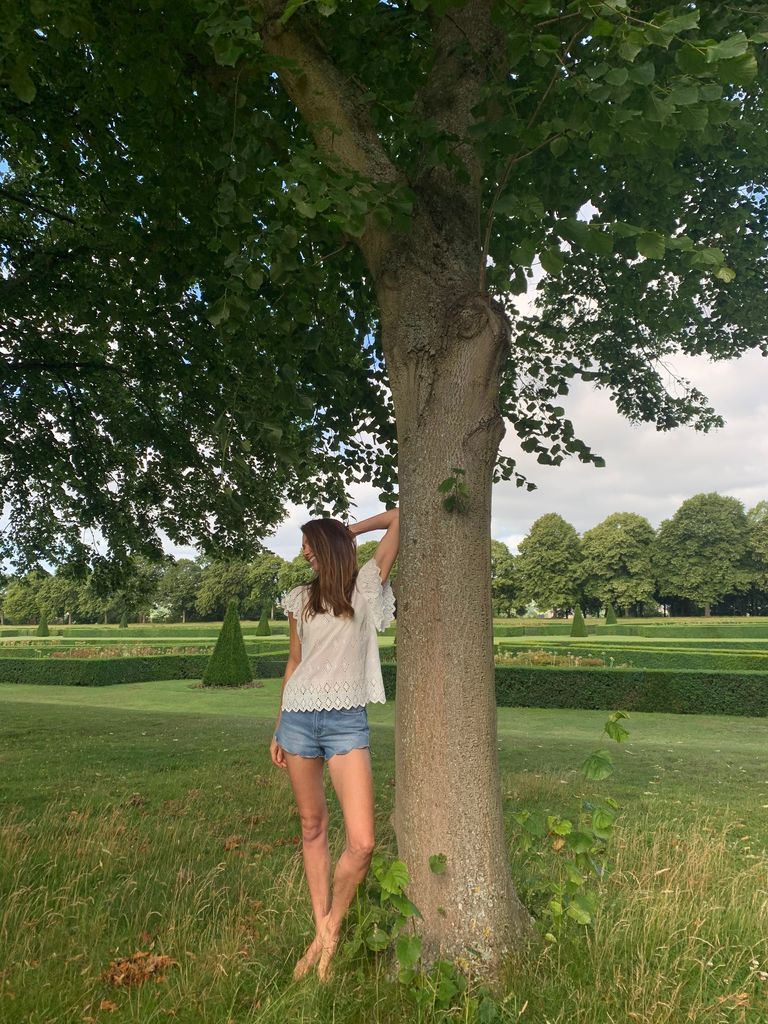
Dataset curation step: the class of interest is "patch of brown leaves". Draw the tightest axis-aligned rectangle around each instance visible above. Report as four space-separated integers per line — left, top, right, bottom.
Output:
102 950 178 988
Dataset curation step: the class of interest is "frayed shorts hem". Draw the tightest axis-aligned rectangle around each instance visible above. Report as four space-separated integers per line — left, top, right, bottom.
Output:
274 706 370 761
280 742 370 762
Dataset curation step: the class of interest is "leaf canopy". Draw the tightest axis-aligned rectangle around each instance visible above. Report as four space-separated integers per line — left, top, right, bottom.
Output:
2 0 767 566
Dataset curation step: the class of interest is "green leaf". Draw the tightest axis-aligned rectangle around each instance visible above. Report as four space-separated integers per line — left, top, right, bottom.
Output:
591 807 616 838
9 63 36 104
565 901 591 925
604 712 630 742
592 16 615 36
243 266 263 290
565 830 593 853
690 246 725 269
365 925 390 952
294 198 316 218
207 297 230 326
636 233 665 259
540 248 564 275
715 266 736 283
669 82 699 106
390 894 423 918
546 816 573 836
659 10 700 35
581 749 614 781
675 44 709 76
429 853 447 874
395 934 422 969
378 858 410 894
628 61 655 85
549 136 568 158
511 239 537 267
437 478 455 493
718 52 758 85
604 67 628 86
707 32 748 63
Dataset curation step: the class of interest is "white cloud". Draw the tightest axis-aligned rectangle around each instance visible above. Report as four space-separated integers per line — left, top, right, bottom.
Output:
267 349 768 559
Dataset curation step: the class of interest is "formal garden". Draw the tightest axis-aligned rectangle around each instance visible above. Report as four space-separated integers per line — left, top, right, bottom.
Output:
4 1 768 1021
1 613 767 1022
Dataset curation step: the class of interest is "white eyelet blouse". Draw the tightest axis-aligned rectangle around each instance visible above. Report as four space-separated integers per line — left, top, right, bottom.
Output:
280 558 396 712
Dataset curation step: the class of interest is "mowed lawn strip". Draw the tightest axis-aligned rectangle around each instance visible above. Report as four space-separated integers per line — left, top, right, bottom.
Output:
1 684 767 1023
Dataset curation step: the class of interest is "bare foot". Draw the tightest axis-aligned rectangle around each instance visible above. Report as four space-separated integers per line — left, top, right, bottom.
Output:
317 916 341 983
292 933 323 981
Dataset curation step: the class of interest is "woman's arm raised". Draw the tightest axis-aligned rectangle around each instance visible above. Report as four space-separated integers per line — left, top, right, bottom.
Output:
348 506 400 584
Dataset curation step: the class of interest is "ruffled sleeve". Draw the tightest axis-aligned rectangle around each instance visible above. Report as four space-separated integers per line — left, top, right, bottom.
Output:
356 558 396 632
283 585 307 638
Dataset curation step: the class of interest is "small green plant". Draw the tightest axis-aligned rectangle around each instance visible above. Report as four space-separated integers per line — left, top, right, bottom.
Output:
255 608 271 636
35 615 49 637
570 604 588 637
438 467 469 513
510 710 630 941
605 603 618 625
344 853 482 1015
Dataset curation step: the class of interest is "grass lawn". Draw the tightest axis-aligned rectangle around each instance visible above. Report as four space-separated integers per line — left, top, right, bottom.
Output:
1 680 767 1024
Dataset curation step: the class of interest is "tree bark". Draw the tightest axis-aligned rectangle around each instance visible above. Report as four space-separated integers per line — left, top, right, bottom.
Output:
378 257 534 973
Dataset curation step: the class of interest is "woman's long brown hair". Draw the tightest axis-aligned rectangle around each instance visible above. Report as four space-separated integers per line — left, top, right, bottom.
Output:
300 518 358 619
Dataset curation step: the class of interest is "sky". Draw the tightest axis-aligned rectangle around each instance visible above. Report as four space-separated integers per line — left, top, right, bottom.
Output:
160 346 768 563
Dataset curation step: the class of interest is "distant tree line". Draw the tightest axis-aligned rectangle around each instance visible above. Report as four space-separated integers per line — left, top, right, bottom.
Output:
491 494 768 618
2 493 765 623
0 541 382 626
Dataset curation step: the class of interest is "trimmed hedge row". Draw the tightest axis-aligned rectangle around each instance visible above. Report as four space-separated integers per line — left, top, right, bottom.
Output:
1 624 291 638
494 644 768 672
3 653 766 717
377 665 768 716
607 623 768 639
0 653 291 687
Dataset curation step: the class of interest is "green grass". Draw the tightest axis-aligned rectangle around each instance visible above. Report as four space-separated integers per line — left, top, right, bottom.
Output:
2 680 768 1023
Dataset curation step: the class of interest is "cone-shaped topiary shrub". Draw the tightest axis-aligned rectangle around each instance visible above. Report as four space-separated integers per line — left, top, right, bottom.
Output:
35 614 49 637
203 600 252 687
119 611 129 629
605 603 617 626
570 604 588 638
255 607 271 636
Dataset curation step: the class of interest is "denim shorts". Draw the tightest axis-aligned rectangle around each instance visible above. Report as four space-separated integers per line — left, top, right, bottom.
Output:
275 706 370 761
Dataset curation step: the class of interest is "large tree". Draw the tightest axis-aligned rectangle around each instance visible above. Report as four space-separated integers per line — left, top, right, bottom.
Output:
490 539 519 617
747 500 768 611
516 513 583 616
655 492 753 614
2 0 767 972
581 512 656 616
156 557 203 623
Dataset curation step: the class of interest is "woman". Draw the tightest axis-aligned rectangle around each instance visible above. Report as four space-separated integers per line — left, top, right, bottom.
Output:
270 506 399 982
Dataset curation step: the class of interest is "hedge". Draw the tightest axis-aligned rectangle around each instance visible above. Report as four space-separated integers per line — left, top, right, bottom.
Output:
377 665 768 716
604 624 768 639
3 654 766 717
0 653 292 687
9 624 291 638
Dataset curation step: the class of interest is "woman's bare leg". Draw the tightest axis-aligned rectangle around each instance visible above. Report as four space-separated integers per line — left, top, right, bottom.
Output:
318 746 375 981
283 751 331 979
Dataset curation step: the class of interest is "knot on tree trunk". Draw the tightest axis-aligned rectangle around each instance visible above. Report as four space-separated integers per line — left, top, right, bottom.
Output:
451 295 494 341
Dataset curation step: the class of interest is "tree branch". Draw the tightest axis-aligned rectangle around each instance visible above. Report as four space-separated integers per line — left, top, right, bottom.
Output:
0 185 77 225
412 0 506 191
259 11 398 186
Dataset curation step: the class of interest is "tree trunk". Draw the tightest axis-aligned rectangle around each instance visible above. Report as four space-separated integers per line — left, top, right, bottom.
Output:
104 612 108 625
182 609 186 624
381 278 534 974
704 603 712 617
